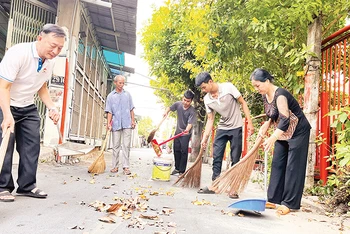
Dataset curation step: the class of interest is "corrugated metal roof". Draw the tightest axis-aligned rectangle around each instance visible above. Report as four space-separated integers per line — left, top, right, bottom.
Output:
85 0 138 55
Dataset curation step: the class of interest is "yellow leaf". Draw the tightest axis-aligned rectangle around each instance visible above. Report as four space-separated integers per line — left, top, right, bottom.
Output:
296 71 304 77
252 17 259 23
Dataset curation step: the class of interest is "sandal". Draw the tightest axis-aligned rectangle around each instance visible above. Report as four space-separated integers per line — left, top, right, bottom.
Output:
123 168 131 175
110 168 119 173
17 188 47 199
229 193 239 199
276 205 290 215
265 202 277 209
0 191 15 202
197 186 215 194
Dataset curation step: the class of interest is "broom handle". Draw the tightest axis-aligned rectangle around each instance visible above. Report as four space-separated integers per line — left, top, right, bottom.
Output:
158 131 186 146
0 128 11 174
101 129 111 152
56 124 63 142
264 151 268 196
156 115 167 130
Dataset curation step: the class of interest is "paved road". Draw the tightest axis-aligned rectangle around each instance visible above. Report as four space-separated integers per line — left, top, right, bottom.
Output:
0 147 348 234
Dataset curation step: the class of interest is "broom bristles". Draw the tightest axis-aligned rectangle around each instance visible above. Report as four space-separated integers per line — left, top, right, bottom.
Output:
211 148 259 194
174 147 205 188
211 131 266 195
88 152 106 174
88 129 110 174
147 130 156 143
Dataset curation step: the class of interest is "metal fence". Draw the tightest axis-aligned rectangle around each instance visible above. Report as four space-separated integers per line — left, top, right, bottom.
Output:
318 25 350 182
7 0 56 140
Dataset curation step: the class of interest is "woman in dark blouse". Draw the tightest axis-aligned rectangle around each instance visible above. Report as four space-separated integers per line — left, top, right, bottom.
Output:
250 68 311 215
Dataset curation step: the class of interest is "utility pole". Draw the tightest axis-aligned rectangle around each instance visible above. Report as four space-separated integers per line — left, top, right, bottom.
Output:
303 16 322 188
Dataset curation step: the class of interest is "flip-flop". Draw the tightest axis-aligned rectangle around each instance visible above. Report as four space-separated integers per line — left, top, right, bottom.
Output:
123 168 131 175
276 205 290 215
229 193 239 199
110 168 118 173
265 202 277 209
197 186 215 194
17 188 47 199
0 191 15 202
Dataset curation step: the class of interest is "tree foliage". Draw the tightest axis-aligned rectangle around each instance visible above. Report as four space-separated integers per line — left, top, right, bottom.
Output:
137 116 155 137
141 0 349 117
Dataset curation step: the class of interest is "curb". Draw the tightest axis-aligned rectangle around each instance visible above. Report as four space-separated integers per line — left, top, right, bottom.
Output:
301 195 325 214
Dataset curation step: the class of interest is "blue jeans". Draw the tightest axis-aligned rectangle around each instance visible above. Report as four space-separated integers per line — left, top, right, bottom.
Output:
212 127 242 181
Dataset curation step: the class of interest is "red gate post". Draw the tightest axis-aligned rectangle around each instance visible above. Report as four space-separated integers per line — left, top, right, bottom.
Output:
320 91 330 184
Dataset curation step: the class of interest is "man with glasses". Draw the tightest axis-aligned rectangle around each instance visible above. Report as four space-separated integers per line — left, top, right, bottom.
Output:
0 24 66 202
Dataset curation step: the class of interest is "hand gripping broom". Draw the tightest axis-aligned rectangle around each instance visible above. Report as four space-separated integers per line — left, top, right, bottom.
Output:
210 121 270 195
173 147 205 188
88 128 111 174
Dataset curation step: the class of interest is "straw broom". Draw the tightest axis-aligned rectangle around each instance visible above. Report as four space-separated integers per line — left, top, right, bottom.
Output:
210 122 270 195
174 147 205 188
0 128 11 174
147 116 166 143
88 129 111 174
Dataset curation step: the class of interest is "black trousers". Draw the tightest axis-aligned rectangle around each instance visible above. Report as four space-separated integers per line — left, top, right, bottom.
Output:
212 127 242 181
173 134 191 173
267 129 310 210
0 104 41 193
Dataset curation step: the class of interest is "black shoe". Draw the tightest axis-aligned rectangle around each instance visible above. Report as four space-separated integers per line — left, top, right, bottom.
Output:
171 169 179 175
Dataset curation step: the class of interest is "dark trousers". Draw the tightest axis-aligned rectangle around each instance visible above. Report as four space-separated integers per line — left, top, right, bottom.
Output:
212 127 242 181
267 129 310 210
0 104 41 193
173 134 191 173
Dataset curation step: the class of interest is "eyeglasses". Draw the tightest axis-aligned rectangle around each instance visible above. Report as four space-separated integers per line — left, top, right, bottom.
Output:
37 58 43 72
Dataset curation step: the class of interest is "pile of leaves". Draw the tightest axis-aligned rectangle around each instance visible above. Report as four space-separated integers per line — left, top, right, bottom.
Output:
88 188 177 231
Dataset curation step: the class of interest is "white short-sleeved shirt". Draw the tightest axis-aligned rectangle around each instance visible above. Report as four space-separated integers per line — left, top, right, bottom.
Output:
0 42 55 107
204 82 243 130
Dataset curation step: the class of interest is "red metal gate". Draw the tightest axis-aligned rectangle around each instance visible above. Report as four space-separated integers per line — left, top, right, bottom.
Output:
318 25 350 183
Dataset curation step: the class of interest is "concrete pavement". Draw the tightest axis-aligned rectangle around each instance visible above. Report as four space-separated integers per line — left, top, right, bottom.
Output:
1 147 349 234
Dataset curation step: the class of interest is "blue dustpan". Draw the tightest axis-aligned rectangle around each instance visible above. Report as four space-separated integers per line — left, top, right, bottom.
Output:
228 198 266 212
228 152 268 212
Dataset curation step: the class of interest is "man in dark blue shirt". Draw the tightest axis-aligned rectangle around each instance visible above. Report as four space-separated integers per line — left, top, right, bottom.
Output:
163 90 196 175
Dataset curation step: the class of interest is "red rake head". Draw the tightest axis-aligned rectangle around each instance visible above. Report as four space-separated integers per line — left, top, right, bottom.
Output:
151 139 162 157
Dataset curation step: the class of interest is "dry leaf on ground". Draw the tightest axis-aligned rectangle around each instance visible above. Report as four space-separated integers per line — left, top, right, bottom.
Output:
98 216 116 223
167 222 176 227
89 201 109 212
191 199 211 206
162 208 174 215
68 225 84 230
107 203 123 213
139 214 159 220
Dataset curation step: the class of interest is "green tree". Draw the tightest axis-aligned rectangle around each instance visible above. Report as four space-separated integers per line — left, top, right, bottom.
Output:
141 0 350 158
138 116 155 138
